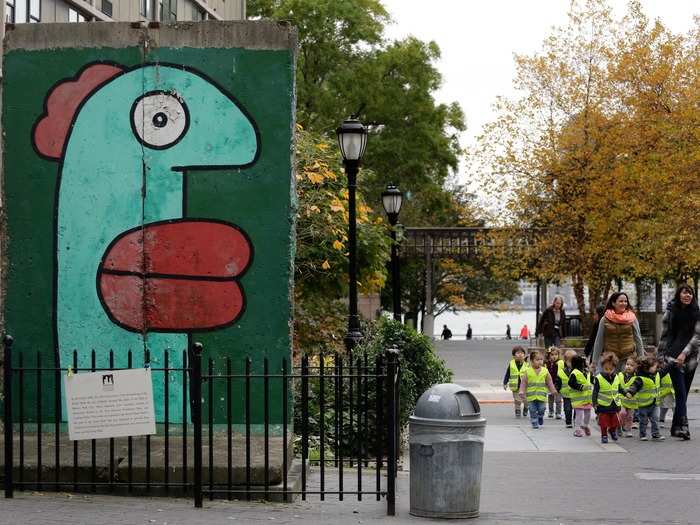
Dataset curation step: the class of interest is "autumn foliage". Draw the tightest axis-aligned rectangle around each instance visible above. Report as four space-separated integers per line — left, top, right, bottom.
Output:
476 0 700 319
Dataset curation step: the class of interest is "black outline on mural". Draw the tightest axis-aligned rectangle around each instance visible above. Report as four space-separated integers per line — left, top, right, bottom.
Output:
30 60 262 355
94 217 254 334
129 90 192 151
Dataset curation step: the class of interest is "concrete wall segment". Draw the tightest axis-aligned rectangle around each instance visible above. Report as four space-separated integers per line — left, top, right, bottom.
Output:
3 20 298 52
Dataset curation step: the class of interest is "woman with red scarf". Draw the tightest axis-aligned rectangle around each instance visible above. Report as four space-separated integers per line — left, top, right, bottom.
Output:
591 292 645 371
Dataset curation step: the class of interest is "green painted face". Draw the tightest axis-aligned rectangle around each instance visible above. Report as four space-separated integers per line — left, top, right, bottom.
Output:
5 48 295 426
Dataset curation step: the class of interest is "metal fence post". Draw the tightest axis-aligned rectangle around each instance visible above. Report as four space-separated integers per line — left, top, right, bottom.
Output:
385 347 399 516
190 341 203 508
4 335 14 499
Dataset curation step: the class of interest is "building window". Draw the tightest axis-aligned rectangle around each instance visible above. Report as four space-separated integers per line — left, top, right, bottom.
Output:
68 7 86 22
28 0 39 21
6 0 15 22
160 0 176 21
101 0 112 17
192 3 204 20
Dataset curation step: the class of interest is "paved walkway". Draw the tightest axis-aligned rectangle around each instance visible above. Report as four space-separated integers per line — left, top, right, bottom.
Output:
2 339 699 524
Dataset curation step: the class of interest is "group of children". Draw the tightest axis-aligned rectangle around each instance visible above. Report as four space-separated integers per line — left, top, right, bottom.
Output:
503 345 675 442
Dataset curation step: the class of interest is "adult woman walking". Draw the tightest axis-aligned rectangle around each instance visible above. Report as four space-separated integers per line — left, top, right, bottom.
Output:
591 292 645 370
537 295 567 348
657 284 700 440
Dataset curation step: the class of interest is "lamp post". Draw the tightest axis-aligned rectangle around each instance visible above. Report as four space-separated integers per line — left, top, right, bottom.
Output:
337 118 368 353
382 185 403 321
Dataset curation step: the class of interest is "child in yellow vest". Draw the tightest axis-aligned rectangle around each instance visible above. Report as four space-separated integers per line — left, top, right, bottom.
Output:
624 356 665 441
503 346 529 418
657 368 675 428
568 354 593 437
593 353 622 443
545 347 563 419
557 349 577 428
617 357 638 437
519 349 558 429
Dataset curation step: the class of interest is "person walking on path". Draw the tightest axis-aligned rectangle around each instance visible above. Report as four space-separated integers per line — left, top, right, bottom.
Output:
519 349 558 429
503 346 529 418
545 347 563 419
519 324 530 340
624 356 666 441
536 295 567 348
585 304 606 360
591 292 645 371
568 355 593 437
466 324 473 340
441 324 452 340
593 352 622 444
657 284 699 440
506 324 512 339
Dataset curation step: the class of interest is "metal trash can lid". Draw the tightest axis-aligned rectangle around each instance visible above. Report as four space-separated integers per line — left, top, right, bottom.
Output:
409 383 485 427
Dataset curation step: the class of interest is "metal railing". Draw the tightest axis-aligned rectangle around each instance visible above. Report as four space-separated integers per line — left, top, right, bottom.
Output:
2 336 400 515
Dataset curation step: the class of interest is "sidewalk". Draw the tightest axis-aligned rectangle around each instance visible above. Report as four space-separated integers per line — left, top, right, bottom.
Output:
3 399 699 524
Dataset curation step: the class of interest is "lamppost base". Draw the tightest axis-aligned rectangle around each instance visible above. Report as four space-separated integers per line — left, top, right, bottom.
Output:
344 329 362 353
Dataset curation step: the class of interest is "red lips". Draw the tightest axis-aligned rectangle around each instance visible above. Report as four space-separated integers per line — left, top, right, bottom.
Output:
98 220 252 332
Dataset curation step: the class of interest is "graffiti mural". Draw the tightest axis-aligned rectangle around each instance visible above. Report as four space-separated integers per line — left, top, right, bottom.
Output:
3 29 295 425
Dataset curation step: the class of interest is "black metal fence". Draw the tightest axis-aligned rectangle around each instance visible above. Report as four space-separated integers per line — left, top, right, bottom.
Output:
1 336 400 515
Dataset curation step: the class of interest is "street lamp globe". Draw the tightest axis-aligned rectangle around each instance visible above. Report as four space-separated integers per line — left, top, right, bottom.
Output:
381 185 403 225
336 118 368 163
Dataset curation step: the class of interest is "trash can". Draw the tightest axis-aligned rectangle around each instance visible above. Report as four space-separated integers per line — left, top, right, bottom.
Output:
409 383 486 519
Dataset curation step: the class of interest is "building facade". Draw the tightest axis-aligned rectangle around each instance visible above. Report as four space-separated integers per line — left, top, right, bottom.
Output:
5 0 244 24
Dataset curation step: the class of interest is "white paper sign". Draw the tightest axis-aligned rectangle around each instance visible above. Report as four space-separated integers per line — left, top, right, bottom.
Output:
64 368 156 441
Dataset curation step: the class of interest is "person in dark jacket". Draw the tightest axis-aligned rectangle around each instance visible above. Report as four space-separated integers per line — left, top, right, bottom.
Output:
585 304 606 360
441 325 452 340
657 284 700 440
466 324 473 340
537 295 566 348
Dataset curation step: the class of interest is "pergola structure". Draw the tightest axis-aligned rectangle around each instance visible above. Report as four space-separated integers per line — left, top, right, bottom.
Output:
400 227 496 336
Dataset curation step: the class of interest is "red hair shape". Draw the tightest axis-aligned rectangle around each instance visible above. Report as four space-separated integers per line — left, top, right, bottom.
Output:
33 63 124 160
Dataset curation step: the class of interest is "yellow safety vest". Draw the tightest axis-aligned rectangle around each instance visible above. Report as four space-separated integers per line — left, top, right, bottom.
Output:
634 376 658 408
617 372 638 409
595 373 620 407
508 359 528 392
525 367 549 402
658 372 674 399
557 361 572 398
570 369 593 408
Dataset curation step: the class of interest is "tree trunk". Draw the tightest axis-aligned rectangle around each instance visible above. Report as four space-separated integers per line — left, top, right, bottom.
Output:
572 273 588 332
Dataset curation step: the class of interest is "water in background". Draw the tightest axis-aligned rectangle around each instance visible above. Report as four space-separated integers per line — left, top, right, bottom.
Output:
433 310 538 339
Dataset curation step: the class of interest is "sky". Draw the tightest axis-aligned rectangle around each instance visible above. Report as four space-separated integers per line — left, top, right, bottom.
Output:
380 0 699 187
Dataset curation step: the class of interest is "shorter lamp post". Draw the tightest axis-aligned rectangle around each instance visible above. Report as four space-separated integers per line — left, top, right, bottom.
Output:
337 118 368 353
382 185 403 321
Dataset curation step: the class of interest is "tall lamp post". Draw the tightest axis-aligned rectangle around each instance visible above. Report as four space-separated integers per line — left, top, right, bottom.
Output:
382 185 403 321
337 118 368 353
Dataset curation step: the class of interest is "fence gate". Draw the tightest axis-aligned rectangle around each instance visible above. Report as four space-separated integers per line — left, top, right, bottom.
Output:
2 336 401 515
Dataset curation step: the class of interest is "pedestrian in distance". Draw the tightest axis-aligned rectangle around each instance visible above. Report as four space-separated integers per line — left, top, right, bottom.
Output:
519 349 558 429
568 354 593 437
503 346 529 418
624 356 666 441
441 324 452 340
593 352 622 444
657 284 698 440
616 357 638 437
519 324 530 340
536 295 567 348
545 346 563 419
506 324 512 339
591 292 645 372
466 324 473 340
558 349 577 428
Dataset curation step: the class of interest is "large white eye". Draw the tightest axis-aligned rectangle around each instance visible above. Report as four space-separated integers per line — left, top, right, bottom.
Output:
131 91 189 149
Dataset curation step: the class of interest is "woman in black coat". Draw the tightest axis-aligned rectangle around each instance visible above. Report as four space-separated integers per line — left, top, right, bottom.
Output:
657 284 700 440
537 295 566 348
